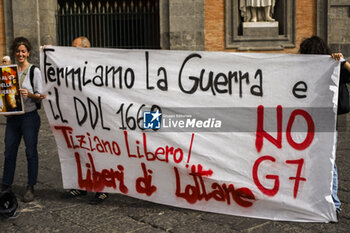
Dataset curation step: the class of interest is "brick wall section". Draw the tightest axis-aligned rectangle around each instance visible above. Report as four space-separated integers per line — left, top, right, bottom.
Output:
205 0 225 51
0 0 6 58
205 0 317 53
296 0 316 52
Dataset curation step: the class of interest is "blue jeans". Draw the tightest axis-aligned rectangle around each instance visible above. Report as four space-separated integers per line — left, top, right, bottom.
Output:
332 164 341 212
2 110 41 186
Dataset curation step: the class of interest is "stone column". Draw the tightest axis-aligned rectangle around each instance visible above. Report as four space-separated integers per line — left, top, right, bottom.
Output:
11 0 41 65
169 0 205 50
39 0 58 47
328 0 350 58
3 0 57 65
159 0 170 49
3 0 14 57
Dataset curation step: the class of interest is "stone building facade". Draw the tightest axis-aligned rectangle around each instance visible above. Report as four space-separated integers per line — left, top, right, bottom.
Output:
0 0 349 64
0 0 57 64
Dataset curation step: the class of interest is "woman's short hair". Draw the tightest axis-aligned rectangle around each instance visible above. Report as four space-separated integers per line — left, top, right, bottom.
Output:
10 37 32 56
299 36 331 55
2 56 11 62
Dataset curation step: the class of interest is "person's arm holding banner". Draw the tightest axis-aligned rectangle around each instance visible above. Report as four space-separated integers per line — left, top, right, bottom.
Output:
344 61 350 74
331 53 350 82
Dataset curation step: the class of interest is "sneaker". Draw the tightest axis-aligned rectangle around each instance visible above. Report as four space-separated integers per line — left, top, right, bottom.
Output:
22 185 34 202
61 189 87 199
89 192 108 205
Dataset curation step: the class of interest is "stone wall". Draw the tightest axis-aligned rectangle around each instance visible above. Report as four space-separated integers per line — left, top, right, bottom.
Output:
39 0 57 47
3 0 57 65
168 0 205 50
327 0 350 58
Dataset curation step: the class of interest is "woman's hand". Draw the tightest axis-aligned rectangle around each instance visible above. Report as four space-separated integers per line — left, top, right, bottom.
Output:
19 88 28 98
35 93 47 99
41 44 52 50
19 89 46 100
331 53 344 61
332 53 350 76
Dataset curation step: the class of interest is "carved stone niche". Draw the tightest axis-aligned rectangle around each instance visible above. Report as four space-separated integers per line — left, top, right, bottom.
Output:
225 0 296 50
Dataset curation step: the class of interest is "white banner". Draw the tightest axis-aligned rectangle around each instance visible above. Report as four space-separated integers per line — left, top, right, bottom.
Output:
40 47 340 222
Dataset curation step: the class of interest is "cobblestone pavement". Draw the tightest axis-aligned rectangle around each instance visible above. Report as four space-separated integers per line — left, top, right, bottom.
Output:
0 109 349 233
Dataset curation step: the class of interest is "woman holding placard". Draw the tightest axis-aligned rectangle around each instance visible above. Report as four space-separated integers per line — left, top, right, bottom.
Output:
1 37 46 202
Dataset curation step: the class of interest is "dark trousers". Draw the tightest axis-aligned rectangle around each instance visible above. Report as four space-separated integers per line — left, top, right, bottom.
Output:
2 110 41 186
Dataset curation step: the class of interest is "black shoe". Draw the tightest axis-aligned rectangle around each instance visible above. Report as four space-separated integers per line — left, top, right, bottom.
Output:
22 185 34 202
89 192 108 205
61 189 87 199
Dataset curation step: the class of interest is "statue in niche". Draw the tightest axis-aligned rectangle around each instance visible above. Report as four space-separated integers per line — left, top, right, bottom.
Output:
239 0 276 22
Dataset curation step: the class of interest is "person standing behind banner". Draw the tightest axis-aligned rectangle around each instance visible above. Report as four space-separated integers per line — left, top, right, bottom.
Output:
60 36 109 205
299 35 350 218
71 36 91 48
1 37 46 202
